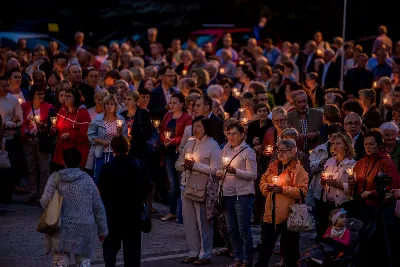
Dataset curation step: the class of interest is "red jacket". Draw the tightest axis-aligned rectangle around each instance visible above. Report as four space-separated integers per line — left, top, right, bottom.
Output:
52 107 91 167
262 127 305 152
159 112 192 147
21 101 54 141
354 150 400 206
323 227 351 246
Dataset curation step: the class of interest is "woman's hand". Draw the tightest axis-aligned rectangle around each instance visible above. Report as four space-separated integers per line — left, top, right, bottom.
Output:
253 137 260 146
164 139 171 147
183 159 195 170
326 179 342 189
50 126 57 133
216 169 224 179
272 185 283 194
60 133 70 140
225 166 236 175
254 145 262 153
361 191 372 199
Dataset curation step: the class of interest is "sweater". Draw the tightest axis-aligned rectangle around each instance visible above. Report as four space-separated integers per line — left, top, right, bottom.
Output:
40 168 108 257
323 226 351 246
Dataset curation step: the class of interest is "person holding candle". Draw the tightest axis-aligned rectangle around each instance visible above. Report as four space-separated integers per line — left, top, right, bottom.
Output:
159 92 193 221
377 76 393 121
318 132 356 236
52 87 91 173
232 92 257 124
353 129 400 267
88 94 128 183
217 121 257 267
191 68 210 94
53 80 71 113
359 88 384 129
256 139 308 267
175 116 221 265
20 84 56 203
380 122 400 171
175 50 193 78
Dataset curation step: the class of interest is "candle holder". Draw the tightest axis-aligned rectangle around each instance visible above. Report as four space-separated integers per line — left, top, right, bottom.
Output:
235 91 241 97
219 68 225 74
34 115 40 122
50 117 57 126
185 152 193 160
164 131 172 140
239 60 245 66
153 120 160 128
373 81 378 88
116 119 123 127
240 117 248 125
238 107 244 113
18 98 23 105
345 167 354 176
272 176 279 185
265 145 273 154
188 136 195 141
232 88 238 93
308 149 313 155
182 70 188 76
222 156 230 167
322 171 329 180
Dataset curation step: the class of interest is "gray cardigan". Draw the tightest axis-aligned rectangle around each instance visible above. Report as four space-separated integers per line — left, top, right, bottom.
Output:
40 168 108 257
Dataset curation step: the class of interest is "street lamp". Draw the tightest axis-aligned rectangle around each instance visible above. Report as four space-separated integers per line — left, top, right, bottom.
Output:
340 0 348 90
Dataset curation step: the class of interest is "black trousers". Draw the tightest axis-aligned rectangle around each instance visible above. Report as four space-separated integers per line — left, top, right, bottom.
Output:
255 222 300 267
5 137 25 187
103 230 141 267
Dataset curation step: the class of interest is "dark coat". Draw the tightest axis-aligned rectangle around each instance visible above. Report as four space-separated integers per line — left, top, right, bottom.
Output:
148 85 177 120
209 113 226 145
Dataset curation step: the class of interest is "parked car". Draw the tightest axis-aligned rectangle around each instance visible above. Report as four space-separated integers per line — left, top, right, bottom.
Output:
0 32 68 51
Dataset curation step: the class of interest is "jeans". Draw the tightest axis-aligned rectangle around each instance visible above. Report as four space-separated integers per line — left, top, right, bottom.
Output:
165 152 180 215
223 194 254 264
94 152 114 184
255 222 300 267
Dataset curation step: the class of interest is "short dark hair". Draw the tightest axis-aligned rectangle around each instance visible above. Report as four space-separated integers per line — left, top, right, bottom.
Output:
54 52 69 62
5 67 21 79
259 66 272 77
63 147 82 168
323 104 341 124
158 66 173 77
327 123 345 135
226 121 245 134
306 72 318 81
189 88 203 95
138 88 150 95
171 92 185 103
342 99 363 117
50 69 62 82
243 68 256 81
111 135 130 155
192 116 213 137
105 69 121 80
199 95 213 111
29 84 46 101
65 87 84 107
364 128 383 146
218 77 234 88
255 102 270 113
0 75 9 82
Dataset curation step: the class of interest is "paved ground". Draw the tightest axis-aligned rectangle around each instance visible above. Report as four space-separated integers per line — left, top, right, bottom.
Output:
0 195 314 267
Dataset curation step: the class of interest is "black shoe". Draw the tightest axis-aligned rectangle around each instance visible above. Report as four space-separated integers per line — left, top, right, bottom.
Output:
251 220 261 226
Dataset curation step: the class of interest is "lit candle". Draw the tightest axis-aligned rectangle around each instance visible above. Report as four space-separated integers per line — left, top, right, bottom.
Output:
235 91 241 97
345 167 354 176
116 119 123 127
18 98 23 105
224 112 230 118
153 120 160 128
265 145 273 153
222 156 230 167
128 128 132 136
188 136 195 141
240 117 248 125
182 70 188 76
272 176 279 185
308 149 313 155
220 68 225 74
373 81 378 88
50 116 57 126
239 60 245 66
233 88 238 93
316 49 322 55
238 107 244 113
185 152 193 160
322 171 329 179
383 97 388 104
34 115 40 122
164 131 172 139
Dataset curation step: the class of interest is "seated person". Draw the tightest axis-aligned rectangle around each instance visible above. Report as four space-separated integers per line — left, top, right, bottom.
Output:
322 208 351 251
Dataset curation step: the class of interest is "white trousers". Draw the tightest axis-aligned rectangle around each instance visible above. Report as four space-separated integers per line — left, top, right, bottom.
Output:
53 252 91 267
182 193 214 259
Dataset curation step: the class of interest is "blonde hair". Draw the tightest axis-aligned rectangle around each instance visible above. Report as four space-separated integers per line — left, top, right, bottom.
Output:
102 94 119 115
332 132 356 159
180 50 193 62
124 90 140 102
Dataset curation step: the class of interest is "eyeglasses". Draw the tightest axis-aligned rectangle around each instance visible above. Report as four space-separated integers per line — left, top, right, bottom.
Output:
273 119 287 124
345 121 361 126
13 76 22 79
65 95 75 99
35 92 45 96
277 149 288 154
259 98 268 102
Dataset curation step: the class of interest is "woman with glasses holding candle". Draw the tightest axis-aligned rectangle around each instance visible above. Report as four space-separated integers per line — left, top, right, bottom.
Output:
52 87 91 172
255 139 308 267
159 92 193 221
175 116 221 265
353 129 400 267
88 94 128 183
217 121 257 267
20 84 56 203
318 132 356 236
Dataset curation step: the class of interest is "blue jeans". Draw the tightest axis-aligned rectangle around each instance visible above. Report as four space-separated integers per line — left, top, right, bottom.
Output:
165 152 180 215
94 152 114 184
223 194 255 264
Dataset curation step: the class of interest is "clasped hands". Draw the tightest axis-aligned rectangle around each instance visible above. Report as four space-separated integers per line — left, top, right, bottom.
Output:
265 183 283 194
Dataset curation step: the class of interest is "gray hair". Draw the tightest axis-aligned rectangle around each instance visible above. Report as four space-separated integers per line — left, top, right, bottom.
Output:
119 69 133 83
291 90 307 101
207 84 224 99
132 57 145 68
344 112 362 123
271 106 288 118
281 128 299 139
277 138 297 151
379 122 400 135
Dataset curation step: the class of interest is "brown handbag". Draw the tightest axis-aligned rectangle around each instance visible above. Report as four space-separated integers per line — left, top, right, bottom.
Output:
184 172 210 203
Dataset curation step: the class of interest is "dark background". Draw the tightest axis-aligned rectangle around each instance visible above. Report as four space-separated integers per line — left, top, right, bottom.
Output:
1 0 398 51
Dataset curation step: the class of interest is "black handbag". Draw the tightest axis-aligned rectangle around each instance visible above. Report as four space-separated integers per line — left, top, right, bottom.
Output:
135 159 152 233
31 105 52 153
138 109 161 155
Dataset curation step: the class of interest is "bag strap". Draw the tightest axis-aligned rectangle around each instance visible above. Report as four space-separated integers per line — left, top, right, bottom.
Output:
221 145 249 184
297 188 305 204
54 172 61 193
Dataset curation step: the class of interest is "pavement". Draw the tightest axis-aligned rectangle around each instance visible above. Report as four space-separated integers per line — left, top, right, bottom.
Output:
0 194 315 267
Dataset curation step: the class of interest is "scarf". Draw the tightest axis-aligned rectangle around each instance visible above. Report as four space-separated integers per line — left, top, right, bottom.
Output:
330 226 347 238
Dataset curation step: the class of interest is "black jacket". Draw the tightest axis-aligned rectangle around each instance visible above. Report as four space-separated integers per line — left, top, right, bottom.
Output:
354 134 366 161
344 68 374 97
318 62 340 89
209 113 226 145
148 85 177 120
224 95 241 117
246 119 273 148
77 83 95 109
362 106 384 129
98 155 150 232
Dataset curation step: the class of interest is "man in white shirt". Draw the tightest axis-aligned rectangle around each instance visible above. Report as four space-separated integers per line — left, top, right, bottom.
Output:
318 48 340 89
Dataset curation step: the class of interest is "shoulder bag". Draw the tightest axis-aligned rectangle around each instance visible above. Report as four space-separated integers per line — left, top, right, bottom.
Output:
287 188 315 232
37 173 64 235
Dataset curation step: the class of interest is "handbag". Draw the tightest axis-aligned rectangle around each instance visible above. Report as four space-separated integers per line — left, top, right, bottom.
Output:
216 146 249 212
135 159 152 233
37 173 64 235
287 188 315 232
138 109 162 154
184 172 209 203
0 150 11 169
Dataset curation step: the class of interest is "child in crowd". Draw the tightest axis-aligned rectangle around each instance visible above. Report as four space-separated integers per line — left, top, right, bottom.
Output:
323 208 351 248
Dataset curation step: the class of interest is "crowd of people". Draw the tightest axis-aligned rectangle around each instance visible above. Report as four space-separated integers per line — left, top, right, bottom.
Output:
2 19 400 267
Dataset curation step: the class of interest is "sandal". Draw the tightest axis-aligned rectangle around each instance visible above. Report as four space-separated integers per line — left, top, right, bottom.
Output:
227 262 242 267
216 249 230 256
182 257 198 264
151 208 158 214
192 259 211 265
161 214 177 221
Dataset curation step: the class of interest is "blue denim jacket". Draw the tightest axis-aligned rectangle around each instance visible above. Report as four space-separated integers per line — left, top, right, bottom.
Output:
87 113 128 158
